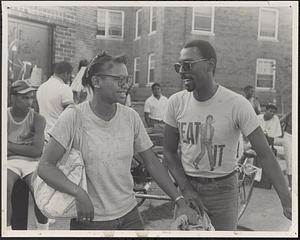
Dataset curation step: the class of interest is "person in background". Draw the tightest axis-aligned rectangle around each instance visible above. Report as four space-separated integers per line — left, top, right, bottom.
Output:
163 39 291 230
243 85 261 115
37 51 199 230
144 83 168 128
242 85 262 150
36 61 74 142
72 59 92 104
280 111 292 190
7 80 49 230
258 103 282 154
125 89 132 107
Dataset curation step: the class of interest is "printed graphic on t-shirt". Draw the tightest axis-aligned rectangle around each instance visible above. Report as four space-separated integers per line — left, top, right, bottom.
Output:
178 114 226 172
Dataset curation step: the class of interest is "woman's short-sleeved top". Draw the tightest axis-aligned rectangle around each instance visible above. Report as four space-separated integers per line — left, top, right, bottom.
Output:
49 101 153 221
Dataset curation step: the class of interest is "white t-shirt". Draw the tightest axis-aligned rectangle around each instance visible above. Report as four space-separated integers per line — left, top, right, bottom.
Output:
164 85 260 178
144 95 169 121
49 102 153 221
258 114 282 138
37 75 74 134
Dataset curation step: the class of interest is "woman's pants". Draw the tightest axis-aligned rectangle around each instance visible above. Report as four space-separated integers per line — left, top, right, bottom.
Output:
70 206 144 230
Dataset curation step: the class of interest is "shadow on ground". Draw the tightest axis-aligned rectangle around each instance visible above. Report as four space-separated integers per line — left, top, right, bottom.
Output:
140 201 174 224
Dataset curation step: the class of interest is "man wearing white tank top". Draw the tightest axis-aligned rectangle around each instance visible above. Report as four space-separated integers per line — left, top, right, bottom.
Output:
7 80 49 230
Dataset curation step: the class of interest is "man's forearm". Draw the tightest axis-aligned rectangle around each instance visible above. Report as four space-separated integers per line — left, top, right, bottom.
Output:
8 142 42 158
164 150 194 194
144 115 151 128
259 152 290 204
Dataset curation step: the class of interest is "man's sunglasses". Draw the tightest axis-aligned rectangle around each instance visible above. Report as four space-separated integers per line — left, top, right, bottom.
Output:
95 73 133 88
174 58 208 73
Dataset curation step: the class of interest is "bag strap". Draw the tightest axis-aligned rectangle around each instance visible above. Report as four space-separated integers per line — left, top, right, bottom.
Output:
59 105 82 165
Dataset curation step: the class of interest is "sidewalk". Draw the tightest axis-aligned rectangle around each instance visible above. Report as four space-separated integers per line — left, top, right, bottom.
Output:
238 185 291 231
238 157 292 231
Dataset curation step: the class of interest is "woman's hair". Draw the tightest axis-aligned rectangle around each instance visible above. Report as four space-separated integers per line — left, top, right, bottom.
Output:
54 61 73 75
82 51 127 91
78 59 89 71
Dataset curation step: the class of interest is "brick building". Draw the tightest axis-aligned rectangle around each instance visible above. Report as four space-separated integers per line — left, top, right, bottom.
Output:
6 5 293 113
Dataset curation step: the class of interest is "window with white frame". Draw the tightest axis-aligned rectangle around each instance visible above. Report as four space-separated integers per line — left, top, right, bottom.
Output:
258 8 279 40
133 57 140 85
135 9 142 39
149 7 157 33
96 9 124 39
192 7 215 34
147 53 155 84
256 59 276 89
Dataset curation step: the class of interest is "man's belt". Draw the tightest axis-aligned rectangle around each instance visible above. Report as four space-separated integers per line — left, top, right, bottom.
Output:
149 118 163 122
186 170 237 184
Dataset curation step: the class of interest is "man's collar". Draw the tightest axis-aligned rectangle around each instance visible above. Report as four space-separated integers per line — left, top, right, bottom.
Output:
52 75 66 84
152 94 161 100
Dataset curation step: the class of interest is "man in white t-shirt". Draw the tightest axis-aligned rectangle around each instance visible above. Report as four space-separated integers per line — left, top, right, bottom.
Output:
243 85 261 115
37 61 74 139
163 39 291 230
280 112 292 189
258 103 282 149
144 83 168 128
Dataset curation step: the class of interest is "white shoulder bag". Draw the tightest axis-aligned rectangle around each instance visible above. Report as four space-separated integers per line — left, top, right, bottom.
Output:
32 106 87 218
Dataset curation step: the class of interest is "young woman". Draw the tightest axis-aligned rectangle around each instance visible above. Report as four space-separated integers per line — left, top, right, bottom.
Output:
37 52 199 230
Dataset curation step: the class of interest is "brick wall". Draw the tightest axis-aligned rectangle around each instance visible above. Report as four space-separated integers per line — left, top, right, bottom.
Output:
159 7 292 113
8 6 78 71
73 7 98 69
131 7 166 101
161 7 187 97
53 26 76 64
6 5 292 112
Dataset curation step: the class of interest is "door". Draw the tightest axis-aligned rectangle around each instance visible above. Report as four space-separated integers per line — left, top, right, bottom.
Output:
8 18 52 84
7 18 52 108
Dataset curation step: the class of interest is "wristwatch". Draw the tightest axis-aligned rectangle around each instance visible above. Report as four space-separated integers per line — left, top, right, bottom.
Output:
175 195 185 203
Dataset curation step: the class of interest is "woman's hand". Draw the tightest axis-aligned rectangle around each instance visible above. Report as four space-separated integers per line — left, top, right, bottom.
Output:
75 188 94 222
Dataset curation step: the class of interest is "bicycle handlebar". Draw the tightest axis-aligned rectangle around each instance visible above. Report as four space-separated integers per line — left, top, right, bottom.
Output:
243 149 257 159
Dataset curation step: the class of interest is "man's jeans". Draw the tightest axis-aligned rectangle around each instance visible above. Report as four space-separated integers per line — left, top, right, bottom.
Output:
70 206 144 230
187 173 239 230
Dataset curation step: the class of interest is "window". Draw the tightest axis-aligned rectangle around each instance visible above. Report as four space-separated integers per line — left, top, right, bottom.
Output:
192 7 215 35
133 57 140 85
147 53 155 85
149 7 157 33
135 9 142 39
258 8 279 41
256 59 276 90
96 9 124 39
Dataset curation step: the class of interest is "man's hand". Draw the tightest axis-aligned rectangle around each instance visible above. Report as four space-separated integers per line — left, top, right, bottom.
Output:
175 198 199 225
182 188 207 216
283 206 292 220
281 194 292 220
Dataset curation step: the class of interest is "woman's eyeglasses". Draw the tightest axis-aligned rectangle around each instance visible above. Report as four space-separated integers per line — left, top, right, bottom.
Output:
95 73 133 88
174 58 208 73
